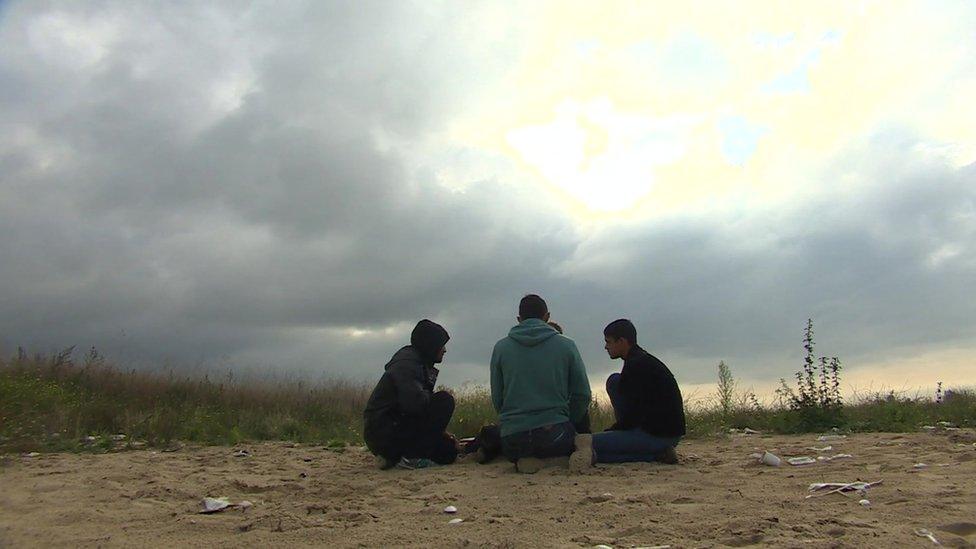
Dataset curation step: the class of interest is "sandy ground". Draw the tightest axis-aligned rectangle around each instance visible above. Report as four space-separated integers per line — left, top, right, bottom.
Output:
1 431 974 548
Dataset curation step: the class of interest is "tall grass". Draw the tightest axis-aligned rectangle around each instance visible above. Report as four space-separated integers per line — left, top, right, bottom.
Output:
1 347 973 455
0 348 370 453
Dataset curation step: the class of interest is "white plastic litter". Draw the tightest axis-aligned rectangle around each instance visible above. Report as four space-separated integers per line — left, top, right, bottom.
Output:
448 518 464 525
201 497 231 513
787 456 817 466
807 446 833 452
937 421 956 427
816 434 847 441
914 528 940 545
858 499 871 507
593 545 613 549
806 480 882 498
742 428 762 435
818 454 853 462
760 451 781 466
913 463 929 469
110 434 126 441
443 505 457 514
200 497 252 514
232 449 250 458
23 452 40 458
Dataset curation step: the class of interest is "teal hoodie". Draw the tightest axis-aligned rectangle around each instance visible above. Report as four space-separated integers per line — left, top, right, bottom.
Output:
490 318 592 437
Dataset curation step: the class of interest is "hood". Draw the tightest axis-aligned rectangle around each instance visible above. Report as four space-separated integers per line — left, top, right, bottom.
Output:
507 318 559 347
410 319 450 363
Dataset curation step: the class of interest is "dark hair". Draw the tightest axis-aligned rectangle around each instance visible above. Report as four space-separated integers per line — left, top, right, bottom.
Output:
518 294 548 320
603 318 637 345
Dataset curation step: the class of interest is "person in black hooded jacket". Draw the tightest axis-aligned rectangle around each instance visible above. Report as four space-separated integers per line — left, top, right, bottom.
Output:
363 319 458 469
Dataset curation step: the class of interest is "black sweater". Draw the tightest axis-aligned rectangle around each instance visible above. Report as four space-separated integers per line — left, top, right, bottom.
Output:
363 346 439 449
609 346 686 438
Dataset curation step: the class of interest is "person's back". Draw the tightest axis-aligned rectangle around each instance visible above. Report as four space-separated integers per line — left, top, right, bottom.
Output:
489 294 591 472
490 319 590 437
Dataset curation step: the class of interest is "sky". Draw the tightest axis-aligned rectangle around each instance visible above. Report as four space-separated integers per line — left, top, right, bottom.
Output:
1 1 974 402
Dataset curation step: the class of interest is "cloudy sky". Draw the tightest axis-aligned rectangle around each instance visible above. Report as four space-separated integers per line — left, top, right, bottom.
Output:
2 1 974 400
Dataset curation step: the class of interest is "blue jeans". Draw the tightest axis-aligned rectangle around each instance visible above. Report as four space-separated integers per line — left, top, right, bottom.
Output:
606 373 633 425
595 373 679 463
501 421 576 462
592 428 679 463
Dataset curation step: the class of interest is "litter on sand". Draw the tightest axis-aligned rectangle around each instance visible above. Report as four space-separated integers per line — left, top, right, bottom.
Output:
200 497 253 514
913 463 929 469
201 497 231 513
787 457 817 466
806 480 882 498
914 528 941 545
443 506 457 514
759 451 781 466
858 499 871 507
818 454 853 462
448 518 464 525
232 449 250 458
816 434 847 441
807 446 833 452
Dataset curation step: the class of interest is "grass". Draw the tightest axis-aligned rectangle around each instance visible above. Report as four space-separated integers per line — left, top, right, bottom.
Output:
1 349 974 454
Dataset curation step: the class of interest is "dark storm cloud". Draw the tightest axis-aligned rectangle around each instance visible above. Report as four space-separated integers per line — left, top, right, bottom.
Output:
1 2 973 389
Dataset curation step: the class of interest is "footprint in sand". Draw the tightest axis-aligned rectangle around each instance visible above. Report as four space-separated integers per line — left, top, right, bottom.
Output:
939 522 976 537
722 533 765 546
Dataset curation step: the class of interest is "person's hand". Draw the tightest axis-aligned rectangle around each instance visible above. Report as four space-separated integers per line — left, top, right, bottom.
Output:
445 432 460 452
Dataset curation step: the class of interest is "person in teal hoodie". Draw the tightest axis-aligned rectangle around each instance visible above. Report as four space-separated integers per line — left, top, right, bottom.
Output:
489 294 592 473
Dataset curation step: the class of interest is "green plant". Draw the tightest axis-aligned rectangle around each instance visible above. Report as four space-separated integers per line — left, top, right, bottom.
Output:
716 360 736 417
774 319 844 430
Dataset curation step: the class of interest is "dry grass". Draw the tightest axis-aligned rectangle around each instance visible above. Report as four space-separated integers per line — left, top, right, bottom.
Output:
2 348 973 454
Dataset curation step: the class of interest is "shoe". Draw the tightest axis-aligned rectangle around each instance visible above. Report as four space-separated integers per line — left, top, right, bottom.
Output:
569 434 595 472
655 446 678 465
515 457 543 474
374 455 397 470
396 457 436 470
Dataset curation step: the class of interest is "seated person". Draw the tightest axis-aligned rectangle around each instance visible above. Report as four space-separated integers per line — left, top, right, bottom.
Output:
363 319 458 469
571 319 686 469
471 318 590 464
490 294 592 473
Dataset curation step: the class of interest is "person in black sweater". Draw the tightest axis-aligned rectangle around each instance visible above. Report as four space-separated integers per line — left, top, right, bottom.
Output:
363 319 458 469
570 318 685 470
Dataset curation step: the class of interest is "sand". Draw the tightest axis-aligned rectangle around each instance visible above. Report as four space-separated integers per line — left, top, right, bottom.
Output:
1 431 974 548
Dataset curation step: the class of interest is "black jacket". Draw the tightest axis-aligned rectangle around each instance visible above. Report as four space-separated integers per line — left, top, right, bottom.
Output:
363 346 439 449
609 345 686 438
